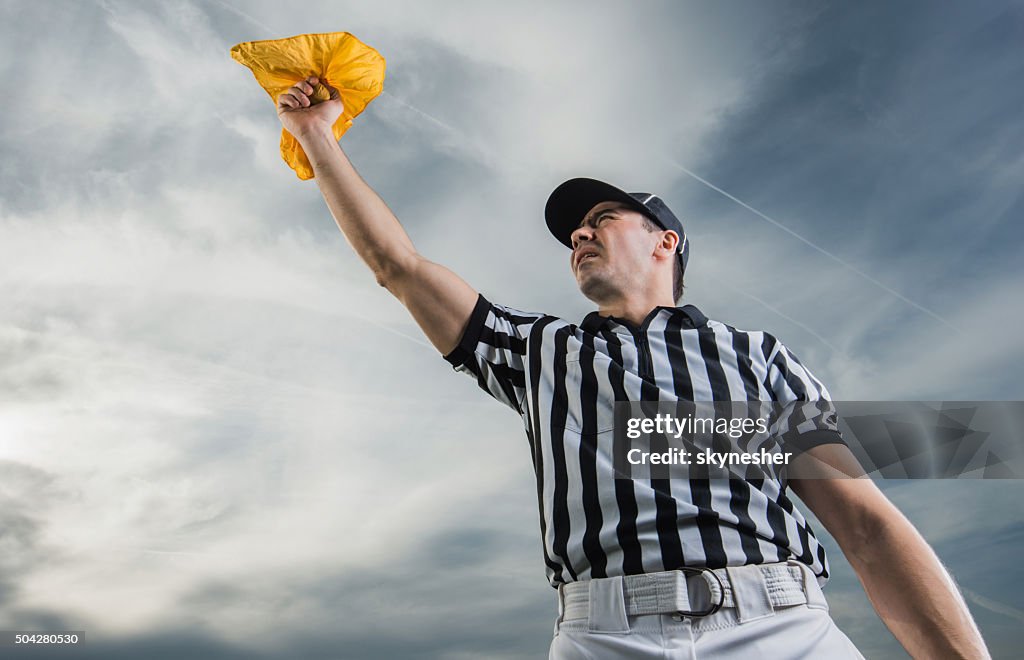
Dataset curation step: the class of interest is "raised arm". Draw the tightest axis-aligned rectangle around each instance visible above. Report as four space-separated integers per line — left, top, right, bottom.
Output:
277 76 478 355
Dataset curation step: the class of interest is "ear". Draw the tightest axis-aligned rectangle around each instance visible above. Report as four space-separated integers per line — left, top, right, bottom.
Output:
653 230 680 262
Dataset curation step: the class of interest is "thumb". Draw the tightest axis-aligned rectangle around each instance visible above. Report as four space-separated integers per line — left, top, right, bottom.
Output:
321 80 341 102
308 76 340 103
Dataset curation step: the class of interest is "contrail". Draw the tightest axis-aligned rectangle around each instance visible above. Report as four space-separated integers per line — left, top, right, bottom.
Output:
960 587 1024 624
665 158 961 334
210 0 275 33
137 547 214 557
379 90 463 135
336 299 435 349
377 91 500 169
718 280 843 354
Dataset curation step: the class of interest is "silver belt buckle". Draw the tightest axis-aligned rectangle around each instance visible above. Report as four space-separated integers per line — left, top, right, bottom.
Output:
675 566 725 617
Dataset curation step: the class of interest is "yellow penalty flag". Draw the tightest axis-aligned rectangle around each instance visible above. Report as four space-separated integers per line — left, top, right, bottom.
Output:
231 32 386 180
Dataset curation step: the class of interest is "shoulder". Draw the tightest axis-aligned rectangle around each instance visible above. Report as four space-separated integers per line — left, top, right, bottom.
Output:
474 294 547 321
479 295 573 334
703 313 783 359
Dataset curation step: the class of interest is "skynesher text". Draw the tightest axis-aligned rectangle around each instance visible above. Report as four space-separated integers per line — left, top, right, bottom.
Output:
627 447 793 468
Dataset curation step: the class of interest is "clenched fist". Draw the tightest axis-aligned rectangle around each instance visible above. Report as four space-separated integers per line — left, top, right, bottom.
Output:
277 76 343 139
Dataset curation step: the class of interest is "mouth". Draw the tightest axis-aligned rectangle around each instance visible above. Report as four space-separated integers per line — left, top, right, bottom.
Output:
574 248 600 269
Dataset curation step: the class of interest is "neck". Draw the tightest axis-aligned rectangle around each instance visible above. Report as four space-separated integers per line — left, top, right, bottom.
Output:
597 291 676 327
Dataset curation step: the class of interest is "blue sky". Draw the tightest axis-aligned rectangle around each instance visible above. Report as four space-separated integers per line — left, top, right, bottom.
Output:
1 0 1022 658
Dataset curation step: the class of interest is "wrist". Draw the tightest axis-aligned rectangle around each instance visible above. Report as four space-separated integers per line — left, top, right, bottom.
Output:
294 123 336 145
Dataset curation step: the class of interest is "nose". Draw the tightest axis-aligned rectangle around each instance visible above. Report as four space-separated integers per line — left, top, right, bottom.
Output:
570 224 593 249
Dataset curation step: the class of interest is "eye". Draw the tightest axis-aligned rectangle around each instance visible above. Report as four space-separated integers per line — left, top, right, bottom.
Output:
578 211 614 232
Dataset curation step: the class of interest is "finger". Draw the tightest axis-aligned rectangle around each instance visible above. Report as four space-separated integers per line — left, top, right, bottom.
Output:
277 93 299 109
287 86 310 107
295 80 314 96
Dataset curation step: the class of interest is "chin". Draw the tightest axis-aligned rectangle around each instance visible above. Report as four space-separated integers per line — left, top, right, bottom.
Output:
578 273 617 304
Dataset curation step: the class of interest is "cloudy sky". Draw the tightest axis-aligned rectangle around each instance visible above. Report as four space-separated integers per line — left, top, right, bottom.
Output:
2 0 1023 658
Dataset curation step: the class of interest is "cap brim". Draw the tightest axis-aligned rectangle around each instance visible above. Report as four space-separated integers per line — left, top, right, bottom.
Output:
545 178 651 249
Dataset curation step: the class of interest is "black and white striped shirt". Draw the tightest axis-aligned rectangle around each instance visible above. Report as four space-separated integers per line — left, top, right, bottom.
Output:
444 294 844 588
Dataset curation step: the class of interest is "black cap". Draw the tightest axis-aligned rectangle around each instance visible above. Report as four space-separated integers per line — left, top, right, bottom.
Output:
545 177 690 273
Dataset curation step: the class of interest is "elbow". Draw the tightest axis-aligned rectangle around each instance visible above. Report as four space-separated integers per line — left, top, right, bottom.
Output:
373 252 419 294
844 503 907 569
846 515 883 566
373 266 393 289
373 265 400 294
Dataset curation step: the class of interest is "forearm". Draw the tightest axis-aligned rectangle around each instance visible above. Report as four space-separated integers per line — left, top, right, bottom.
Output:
296 127 417 283
273 78 479 355
850 507 989 659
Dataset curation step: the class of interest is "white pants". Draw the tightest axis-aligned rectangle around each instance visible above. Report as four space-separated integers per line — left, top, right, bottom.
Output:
549 562 864 659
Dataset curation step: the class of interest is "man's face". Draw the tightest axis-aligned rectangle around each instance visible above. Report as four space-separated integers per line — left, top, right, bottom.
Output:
570 201 663 303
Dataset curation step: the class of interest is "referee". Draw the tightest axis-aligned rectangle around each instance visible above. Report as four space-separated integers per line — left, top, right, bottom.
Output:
277 77 990 659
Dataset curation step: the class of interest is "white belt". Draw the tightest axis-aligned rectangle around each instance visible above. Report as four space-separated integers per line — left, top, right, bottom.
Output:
557 561 827 627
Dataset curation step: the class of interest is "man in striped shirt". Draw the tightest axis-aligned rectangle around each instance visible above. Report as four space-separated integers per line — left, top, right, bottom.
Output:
277 76 990 659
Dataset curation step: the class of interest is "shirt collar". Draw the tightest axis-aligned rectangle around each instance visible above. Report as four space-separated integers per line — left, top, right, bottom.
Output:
581 303 708 333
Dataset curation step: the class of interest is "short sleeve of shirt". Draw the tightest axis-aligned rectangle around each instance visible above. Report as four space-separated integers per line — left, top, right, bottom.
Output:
765 340 846 452
443 294 547 416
